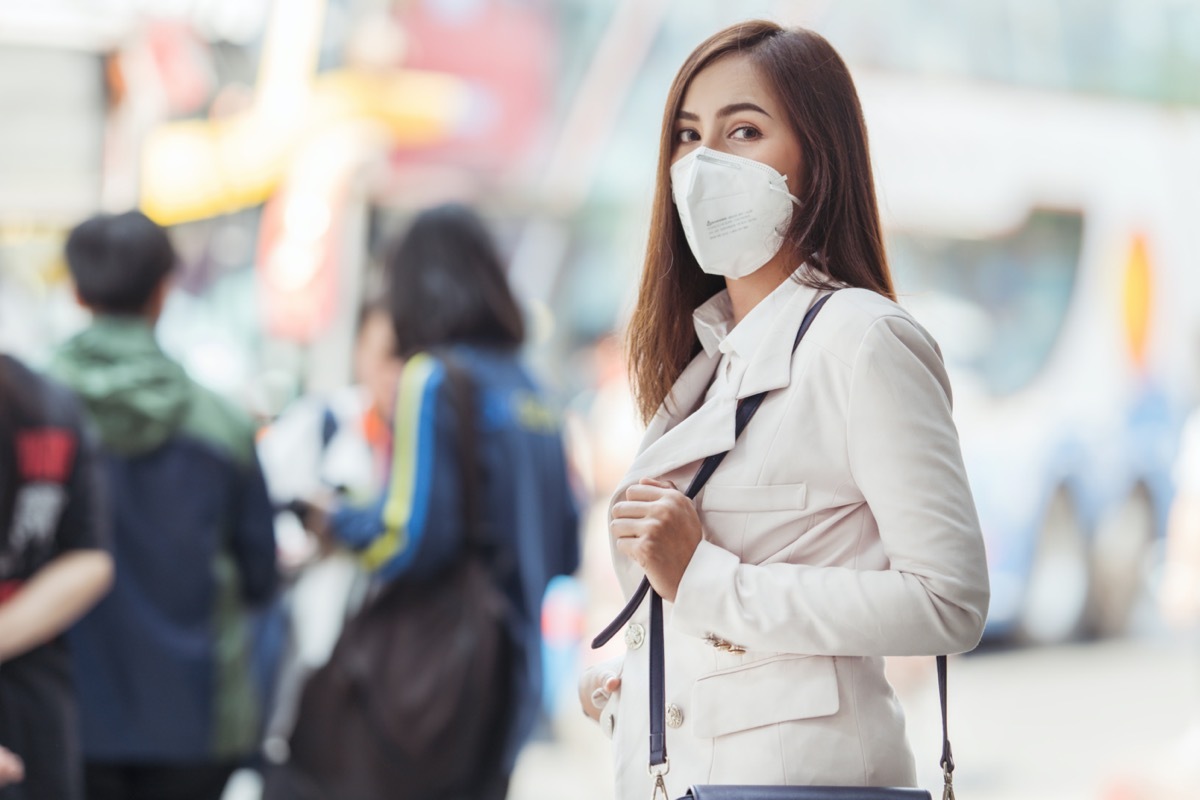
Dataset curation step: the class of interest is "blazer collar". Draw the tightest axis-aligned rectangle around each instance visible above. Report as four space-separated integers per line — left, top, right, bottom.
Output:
612 347 729 507
612 271 830 505
737 277 825 399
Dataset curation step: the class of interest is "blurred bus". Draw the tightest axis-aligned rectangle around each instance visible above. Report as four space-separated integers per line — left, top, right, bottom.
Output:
859 73 1200 644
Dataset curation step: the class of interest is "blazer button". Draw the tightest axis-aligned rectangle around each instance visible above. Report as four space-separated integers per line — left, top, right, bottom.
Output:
666 704 684 729
625 622 645 650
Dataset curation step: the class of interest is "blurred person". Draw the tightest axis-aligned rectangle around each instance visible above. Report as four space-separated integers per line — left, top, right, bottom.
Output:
255 299 401 759
49 211 278 800
275 203 580 800
259 300 401 566
579 21 989 798
0 352 113 800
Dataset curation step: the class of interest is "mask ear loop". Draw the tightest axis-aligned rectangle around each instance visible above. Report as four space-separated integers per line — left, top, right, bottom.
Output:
768 181 803 243
768 173 803 207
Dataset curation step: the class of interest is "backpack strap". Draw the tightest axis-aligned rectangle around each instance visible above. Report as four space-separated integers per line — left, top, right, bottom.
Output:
438 351 484 555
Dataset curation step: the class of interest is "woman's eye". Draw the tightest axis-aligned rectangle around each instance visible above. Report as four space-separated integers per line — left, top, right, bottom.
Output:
731 126 761 140
676 129 700 144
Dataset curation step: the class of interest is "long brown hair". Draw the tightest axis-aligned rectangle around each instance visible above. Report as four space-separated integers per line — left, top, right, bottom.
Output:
626 20 894 424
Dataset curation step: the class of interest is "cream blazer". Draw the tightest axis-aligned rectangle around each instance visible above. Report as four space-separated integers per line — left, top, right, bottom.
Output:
601 286 990 800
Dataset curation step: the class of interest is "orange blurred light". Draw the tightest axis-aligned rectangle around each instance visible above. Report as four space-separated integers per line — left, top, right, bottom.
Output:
1121 233 1152 371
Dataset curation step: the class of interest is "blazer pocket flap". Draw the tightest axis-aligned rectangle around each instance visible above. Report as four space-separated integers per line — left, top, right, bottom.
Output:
701 483 807 513
690 655 839 739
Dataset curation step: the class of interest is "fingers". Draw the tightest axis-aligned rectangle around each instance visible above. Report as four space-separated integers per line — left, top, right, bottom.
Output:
611 519 650 541
625 483 668 502
640 477 676 489
613 535 641 565
579 666 623 721
590 671 622 708
611 500 651 520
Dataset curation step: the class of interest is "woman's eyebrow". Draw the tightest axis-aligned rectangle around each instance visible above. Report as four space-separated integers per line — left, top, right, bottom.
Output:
718 102 771 118
675 102 772 122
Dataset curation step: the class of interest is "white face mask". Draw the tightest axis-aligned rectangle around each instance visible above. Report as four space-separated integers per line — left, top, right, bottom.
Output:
670 147 801 279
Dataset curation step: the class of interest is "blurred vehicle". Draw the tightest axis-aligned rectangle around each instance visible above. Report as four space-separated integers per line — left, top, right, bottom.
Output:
860 73 1200 644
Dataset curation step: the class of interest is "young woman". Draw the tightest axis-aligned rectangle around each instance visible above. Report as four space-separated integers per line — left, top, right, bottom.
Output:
580 21 990 798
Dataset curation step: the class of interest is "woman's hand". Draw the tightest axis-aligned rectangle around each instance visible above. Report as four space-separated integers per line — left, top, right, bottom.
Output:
578 663 622 723
611 477 702 602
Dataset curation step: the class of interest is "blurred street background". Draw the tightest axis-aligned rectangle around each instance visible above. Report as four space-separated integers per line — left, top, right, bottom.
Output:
3 1 1200 799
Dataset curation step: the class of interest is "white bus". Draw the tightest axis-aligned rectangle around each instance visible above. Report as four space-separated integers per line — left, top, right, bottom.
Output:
859 73 1200 643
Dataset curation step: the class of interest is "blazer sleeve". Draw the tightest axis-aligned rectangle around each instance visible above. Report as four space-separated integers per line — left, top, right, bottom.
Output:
672 314 990 656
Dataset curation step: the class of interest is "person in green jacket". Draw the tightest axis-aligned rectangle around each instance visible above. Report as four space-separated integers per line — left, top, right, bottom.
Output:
50 210 278 800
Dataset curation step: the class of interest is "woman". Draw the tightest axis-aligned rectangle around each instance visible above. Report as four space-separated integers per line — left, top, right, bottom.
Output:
320 204 580 799
579 21 990 798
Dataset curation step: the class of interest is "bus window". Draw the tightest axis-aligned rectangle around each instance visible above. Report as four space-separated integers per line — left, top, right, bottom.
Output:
889 210 1083 396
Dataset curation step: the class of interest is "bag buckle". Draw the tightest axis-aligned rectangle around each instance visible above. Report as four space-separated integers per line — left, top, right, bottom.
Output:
649 759 670 800
942 763 955 800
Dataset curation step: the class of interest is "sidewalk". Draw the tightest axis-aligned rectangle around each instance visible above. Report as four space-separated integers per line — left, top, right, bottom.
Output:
509 710 614 800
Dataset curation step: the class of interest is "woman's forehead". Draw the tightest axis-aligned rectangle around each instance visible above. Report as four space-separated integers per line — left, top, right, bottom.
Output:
680 54 774 115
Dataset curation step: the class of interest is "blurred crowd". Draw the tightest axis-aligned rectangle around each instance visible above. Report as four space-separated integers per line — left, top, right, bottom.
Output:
0 202 608 800
2 1 1200 800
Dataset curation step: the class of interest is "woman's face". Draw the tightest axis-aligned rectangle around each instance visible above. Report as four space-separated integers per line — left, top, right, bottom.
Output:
672 53 804 197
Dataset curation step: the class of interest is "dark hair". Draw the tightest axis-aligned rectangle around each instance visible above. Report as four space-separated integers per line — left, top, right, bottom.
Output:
626 21 894 423
65 210 176 314
385 203 525 358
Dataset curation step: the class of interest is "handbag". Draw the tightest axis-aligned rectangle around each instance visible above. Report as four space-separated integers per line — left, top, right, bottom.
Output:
592 292 957 800
265 354 516 800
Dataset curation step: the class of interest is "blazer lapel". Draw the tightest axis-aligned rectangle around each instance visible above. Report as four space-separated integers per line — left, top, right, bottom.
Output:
612 347 730 502
613 278 829 503
737 281 825 399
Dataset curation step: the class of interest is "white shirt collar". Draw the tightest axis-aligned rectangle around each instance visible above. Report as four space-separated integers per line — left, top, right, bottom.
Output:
692 266 808 361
